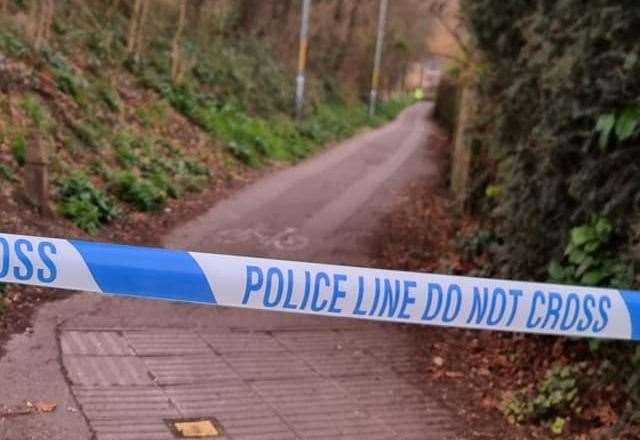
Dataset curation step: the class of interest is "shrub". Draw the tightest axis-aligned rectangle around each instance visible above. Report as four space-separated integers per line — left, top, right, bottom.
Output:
503 363 585 435
53 68 85 101
174 158 210 192
59 174 117 232
110 171 167 211
0 31 26 57
113 131 139 167
96 80 122 112
377 94 415 120
73 121 104 148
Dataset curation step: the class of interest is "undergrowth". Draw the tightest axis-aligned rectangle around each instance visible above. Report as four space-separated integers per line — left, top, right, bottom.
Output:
0 8 415 235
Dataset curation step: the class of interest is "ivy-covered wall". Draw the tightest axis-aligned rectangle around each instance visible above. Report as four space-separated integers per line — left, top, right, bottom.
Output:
462 0 640 283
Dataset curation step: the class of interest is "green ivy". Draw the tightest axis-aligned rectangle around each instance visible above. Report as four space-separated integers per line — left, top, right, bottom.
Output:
548 217 633 288
595 106 640 150
462 0 640 279
503 363 584 428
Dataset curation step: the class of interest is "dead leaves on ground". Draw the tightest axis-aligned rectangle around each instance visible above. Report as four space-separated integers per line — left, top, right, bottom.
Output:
0 401 57 418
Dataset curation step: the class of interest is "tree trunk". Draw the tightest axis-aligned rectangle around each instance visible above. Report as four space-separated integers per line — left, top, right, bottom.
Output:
126 0 142 54
171 0 187 83
43 0 54 42
281 0 293 18
234 0 256 34
31 0 53 50
333 0 344 21
134 0 149 61
188 0 206 30
333 0 360 72
107 0 121 19
27 0 39 47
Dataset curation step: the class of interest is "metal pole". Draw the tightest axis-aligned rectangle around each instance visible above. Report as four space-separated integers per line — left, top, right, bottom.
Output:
368 0 388 116
295 0 312 118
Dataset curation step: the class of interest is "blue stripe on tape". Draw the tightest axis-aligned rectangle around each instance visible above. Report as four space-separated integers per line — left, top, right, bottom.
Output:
621 290 640 340
70 240 216 304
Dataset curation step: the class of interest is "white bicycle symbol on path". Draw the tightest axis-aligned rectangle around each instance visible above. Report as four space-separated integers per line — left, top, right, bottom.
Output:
216 225 309 251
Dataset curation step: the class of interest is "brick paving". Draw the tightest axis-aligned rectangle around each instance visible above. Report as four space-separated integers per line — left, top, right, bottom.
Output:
60 324 464 439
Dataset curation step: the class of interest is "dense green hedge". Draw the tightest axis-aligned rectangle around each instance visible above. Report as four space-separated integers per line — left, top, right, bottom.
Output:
462 0 640 282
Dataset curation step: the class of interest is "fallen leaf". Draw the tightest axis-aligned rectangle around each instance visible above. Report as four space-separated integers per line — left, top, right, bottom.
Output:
481 397 498 409
593 404 619 425
34 401 57 413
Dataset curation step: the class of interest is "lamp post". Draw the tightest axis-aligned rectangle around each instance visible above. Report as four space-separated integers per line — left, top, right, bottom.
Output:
295 0 312 118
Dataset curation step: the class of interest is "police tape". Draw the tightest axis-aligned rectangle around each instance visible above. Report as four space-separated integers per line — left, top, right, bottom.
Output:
0 232 639 340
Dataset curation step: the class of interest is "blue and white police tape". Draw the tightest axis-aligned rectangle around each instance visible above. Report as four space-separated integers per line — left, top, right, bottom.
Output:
1 232 639 340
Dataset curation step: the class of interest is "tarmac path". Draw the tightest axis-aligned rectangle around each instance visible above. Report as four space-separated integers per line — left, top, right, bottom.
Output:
0 102 463 440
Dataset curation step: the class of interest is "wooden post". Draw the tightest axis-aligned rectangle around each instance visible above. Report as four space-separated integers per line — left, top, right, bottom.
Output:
24 133 52 217
450 86 475 210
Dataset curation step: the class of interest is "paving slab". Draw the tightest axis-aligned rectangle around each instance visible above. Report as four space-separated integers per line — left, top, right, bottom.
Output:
200 331 285 353
64 355 153 386
143 354 237 385
60 331 134 356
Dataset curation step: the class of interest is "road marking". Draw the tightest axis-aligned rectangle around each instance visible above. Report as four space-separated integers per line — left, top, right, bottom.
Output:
216 225 309 251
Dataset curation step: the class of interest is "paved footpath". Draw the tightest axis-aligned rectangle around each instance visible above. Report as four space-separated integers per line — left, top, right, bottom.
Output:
0 103 464 440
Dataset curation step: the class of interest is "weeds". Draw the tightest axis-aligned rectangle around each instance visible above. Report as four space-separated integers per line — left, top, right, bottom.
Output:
136 101 167 128
95 80 121 112
46 51 88 104
0 31 26 57
53 68 85 102
110 171 167 211
73 121 105 148
503 363 586 435
161 88 412 167
0 163 15 181
131 40 415 167
107 129 210 213
10 133 26 166
22 95 50 130
59 173 117 233
113 130 140 167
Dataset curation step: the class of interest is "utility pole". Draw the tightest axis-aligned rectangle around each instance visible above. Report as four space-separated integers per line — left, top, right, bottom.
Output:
295 0 312 118
368 0 388 116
